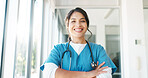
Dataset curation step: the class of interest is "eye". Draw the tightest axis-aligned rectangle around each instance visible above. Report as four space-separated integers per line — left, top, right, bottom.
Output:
71 21 76 23
80 20 86 22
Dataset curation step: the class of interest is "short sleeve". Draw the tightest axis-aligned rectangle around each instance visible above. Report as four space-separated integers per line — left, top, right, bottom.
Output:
40 45 61 71
97 45 117 74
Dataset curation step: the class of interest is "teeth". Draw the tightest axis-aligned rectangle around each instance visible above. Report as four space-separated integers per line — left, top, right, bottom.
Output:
74 29 83 31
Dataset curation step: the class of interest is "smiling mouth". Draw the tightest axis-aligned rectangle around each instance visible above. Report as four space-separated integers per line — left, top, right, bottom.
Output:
74 28 83 32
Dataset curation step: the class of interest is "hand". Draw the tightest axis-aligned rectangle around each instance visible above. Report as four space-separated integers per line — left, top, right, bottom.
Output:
87 61 108 78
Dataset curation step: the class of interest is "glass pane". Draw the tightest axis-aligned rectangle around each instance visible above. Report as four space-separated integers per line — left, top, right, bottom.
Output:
0 0 6 66
31 0 42 78
105 9 121 78
14 0 30 78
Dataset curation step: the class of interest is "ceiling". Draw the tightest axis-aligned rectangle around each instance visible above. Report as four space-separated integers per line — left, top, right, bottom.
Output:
55 0 119 7
55 0 148 8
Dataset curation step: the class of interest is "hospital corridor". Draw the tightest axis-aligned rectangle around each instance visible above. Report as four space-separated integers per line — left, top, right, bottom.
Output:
0 0 148 78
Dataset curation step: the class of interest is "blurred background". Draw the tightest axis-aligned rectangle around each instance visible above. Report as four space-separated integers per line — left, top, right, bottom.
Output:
0 0 148 78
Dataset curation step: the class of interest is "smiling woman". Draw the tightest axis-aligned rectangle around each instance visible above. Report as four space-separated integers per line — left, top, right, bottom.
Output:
40 7 117 78
67 11 88 42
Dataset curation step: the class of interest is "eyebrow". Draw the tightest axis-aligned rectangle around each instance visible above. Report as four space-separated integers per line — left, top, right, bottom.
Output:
70 18 85 20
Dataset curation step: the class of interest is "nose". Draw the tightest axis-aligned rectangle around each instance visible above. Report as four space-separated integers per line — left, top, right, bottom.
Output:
75 22 81 27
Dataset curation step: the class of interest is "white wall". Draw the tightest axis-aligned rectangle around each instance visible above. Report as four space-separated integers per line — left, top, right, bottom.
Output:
121 0 148 78
85 9 120 48
105 9 120 25
86 9 106 47
144 9 148 76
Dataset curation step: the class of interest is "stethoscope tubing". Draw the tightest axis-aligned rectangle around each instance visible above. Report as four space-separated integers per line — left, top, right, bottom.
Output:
61 40 97 70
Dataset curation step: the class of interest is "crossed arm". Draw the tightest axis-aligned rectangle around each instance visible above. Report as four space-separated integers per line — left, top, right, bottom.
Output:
43 62 110 78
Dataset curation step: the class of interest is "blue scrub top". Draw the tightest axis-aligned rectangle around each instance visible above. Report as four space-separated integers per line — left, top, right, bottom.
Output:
40 42 117 74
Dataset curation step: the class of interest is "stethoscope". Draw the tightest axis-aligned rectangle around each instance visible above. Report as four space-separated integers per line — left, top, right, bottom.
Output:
61 40 97 70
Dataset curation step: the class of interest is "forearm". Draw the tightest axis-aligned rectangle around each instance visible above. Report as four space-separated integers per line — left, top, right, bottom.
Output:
55 62 109 78
43 63 94 78
55 68 91 78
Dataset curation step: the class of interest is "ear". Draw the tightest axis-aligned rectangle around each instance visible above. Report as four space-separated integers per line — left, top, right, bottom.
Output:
65 20 69 27
66 27 69 33
65 20 69 30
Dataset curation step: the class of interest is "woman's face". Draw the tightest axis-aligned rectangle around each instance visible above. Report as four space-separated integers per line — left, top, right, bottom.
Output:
67 12 87 39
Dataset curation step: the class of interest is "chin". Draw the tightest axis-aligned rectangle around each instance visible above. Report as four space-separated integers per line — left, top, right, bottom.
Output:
73 34 85 38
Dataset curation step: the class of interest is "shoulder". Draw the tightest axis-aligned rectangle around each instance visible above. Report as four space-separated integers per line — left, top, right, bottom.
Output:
53 42 68 51
54 42 67 48
89 42 104 50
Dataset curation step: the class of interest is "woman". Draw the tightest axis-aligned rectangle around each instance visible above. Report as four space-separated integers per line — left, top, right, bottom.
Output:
40 7 117 78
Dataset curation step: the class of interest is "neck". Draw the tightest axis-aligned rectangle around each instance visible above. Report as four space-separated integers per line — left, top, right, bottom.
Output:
70 37 86 44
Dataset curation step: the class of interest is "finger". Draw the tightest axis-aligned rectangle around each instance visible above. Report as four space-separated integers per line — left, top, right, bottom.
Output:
97 62 105 69
97 61 99 65
99 66 108 71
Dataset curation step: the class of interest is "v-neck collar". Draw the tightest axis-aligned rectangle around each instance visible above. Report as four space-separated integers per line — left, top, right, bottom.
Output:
67 42 89 56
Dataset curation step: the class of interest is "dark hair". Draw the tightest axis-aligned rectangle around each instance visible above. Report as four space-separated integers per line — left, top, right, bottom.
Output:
65 7 89 28
65 7 92 41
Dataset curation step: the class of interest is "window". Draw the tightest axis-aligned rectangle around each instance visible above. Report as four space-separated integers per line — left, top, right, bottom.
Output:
105 9 121 78
31 0 43 78
14 0 31 78
0 0 6 69
14 0 43 78
1 0 55 78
